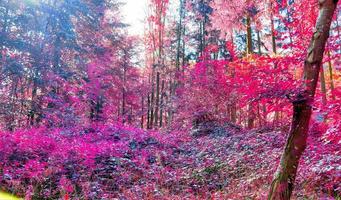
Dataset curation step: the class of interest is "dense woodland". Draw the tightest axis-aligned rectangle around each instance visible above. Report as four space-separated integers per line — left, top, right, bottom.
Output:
0 0 340 199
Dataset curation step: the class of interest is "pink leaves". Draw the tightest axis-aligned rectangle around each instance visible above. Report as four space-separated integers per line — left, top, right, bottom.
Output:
24 160 46 179
0 120 339 198
59 176 74 194
176 53 300 128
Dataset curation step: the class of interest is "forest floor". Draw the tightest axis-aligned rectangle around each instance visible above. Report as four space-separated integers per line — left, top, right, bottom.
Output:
0 123 339 199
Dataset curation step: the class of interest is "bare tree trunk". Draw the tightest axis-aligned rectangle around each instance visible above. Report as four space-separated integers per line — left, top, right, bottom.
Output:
246 14 255 128
320 66 327 105
147 94 151 129
246 15 253 55
270 2 277 55
154 71 160 127
327 51 335 100
141 96 144 128
176 0 184 72
229 35 237 124
247 104 255 129
268 0 338 199
150 70 155 129
270 3 280 125
257 30 262 55
167 79 173 127
159 80 165 127
122 64 127 124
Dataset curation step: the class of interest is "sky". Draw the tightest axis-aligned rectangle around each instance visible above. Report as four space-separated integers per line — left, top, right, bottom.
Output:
122 0 149 36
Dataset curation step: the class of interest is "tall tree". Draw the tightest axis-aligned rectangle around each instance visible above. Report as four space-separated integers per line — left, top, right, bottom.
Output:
268 0 339 199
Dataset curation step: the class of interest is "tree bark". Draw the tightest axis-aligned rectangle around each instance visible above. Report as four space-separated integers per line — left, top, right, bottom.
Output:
246 15 253 55
246 14 255 129
268 0 338 199
270 4 280 125
270 1 277 55
154 71 160 127
320 66 327 105
327 50 335 100
141 96 144 128
159 79 165 127
150 70 155 129
257 30 262 55
147 94 151 129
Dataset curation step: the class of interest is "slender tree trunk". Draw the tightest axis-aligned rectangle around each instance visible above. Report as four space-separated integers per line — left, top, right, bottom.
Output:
257 30 262 55
246 14 255 128
141 96 144 128
231 104 237 124
262 103 267 125
29 79 38 126
159 80 165 127
247 104 255 129
268 1 338 199
122 63 127 124
182 24 186 68
147 94 151 129
150 70 155 129
270 3 280 125
167 79 173 127
327 51 335 100
154 71 160 127
246 15 253 55
320 66 327 105
270 2 277 55
229 35 237 124
199 21 204 57
176 0 184 72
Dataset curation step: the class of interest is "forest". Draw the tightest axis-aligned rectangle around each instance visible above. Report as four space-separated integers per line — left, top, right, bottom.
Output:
0 0 340 199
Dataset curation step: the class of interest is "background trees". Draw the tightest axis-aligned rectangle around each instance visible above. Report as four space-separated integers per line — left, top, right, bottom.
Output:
0 0 143 129
0 0 340 199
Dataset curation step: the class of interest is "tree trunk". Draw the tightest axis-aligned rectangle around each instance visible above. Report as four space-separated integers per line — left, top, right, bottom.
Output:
150 70 155 129
246 14 254 128
257 30 262 55
247 104 255 129
141 96 144 128
176 0 184 72
229 35 237 124
320 66 327 105
122 64 127 124
147 94 151 129
154 71 160 127
159 80 165 127
268 0 338 199
327 51 335 100
246 15 253 55
270 2 277 55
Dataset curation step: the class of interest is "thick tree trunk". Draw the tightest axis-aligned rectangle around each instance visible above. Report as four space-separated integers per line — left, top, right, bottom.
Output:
268 0 338 199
